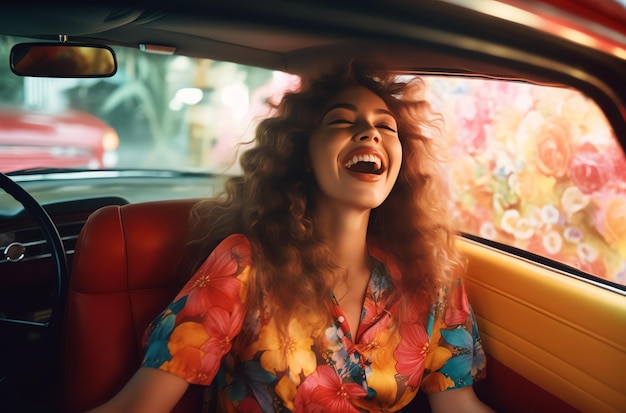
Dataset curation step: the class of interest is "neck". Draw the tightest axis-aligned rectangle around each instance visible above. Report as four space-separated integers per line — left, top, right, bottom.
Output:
314 201 371 275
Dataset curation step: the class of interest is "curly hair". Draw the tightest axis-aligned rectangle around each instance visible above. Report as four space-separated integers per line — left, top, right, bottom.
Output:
188 59 464 324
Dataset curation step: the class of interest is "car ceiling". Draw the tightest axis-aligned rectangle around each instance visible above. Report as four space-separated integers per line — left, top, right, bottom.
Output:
2 0 626 144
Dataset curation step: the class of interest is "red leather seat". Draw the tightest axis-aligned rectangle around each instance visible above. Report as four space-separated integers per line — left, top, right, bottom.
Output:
61 199 205 413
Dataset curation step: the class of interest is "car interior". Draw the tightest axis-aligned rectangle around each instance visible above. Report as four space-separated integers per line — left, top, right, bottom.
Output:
1 1 625 412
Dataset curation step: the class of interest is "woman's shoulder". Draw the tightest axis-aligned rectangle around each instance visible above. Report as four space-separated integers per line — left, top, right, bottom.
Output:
430 277 472 323
195 233 253 273
175 233 252 301
214 233 251 253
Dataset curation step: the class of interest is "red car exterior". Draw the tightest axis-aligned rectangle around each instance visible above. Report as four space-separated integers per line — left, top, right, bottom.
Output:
0 106 119 172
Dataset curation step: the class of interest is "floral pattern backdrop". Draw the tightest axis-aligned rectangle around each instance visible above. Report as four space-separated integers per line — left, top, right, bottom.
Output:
424 77 626 287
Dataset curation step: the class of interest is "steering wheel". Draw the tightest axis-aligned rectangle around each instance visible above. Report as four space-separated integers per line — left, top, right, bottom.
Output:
0 173 68 383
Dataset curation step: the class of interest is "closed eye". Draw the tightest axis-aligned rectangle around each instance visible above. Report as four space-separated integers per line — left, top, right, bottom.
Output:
378 124 397 133
328 119 354 125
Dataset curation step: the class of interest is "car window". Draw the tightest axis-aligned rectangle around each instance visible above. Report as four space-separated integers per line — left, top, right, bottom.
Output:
421 75 626 290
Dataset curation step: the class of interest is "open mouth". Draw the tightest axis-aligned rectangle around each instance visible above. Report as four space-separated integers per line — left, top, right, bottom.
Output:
344 153 384 175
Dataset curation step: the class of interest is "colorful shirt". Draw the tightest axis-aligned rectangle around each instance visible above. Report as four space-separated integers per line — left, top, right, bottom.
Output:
142 234 487 412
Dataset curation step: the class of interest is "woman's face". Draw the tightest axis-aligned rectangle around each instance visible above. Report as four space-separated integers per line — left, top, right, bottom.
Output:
308 86 402 211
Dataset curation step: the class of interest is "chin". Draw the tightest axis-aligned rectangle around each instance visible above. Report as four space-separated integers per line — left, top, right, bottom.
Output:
350 195 388 211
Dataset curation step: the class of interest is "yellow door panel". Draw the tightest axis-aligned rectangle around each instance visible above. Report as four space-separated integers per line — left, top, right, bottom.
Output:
458 238 626 413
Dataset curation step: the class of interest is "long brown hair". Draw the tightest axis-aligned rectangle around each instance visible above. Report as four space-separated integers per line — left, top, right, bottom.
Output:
188 59 464 324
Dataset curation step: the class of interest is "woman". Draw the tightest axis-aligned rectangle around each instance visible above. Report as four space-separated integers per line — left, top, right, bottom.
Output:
89 60 494 412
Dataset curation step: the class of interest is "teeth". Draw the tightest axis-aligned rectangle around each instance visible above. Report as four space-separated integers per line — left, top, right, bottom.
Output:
344 154 382 170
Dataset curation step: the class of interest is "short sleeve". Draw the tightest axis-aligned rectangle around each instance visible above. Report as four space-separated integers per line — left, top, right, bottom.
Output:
420 278 487 393
142 234 252 385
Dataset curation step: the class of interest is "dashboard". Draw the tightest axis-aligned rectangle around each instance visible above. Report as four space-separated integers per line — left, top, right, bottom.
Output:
0 170 224 325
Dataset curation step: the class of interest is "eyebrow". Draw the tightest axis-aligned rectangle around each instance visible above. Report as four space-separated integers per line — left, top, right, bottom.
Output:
323 103 394 117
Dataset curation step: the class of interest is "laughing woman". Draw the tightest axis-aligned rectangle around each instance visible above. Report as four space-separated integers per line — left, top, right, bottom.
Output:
89 59 495 413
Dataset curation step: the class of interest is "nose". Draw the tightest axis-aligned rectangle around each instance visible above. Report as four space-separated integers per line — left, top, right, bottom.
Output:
354 123 380 143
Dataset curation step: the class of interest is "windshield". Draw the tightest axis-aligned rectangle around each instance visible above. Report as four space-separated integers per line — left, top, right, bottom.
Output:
0 35 300 174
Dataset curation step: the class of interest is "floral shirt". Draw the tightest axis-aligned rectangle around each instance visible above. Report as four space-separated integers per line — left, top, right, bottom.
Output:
142 234 487 412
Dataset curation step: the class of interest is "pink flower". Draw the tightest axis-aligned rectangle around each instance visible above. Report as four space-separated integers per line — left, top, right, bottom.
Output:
393 322 429 387
445 281 470 326
609 145 626 185
176 235 251 315
359 296 377 326
294 365 367 413
570 142 611 194
200 303 246 355
456 95 491 155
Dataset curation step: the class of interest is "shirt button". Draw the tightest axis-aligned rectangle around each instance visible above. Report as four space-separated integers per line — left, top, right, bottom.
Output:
337 316 345 323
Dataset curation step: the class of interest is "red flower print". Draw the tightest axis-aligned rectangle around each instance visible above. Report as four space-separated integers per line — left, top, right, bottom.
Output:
358 297 379 333
200 303 246 355
294 365 367 413
357 312 396 366
176 235 250 315
393 322 429 387
444 281 470 326
196 349 222 385
570 142 611 194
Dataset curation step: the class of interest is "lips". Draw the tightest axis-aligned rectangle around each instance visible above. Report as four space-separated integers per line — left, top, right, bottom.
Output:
341 148 385 175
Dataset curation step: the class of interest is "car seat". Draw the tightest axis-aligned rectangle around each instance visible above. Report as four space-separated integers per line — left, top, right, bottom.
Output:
61 199 205 413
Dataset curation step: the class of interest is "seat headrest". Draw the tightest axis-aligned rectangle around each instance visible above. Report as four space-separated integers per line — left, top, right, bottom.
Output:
70 198 202 293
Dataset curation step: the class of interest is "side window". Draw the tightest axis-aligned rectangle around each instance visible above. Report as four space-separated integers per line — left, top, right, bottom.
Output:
423 76 626 289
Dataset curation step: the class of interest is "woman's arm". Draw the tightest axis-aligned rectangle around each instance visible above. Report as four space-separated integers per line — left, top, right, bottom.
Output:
87 367 189 413
428 386 496 413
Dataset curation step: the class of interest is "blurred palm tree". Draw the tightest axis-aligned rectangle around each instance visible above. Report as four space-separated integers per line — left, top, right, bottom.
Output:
100 47 187 168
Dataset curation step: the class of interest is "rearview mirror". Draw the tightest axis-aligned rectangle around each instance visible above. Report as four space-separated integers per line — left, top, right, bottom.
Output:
10 43 117 78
